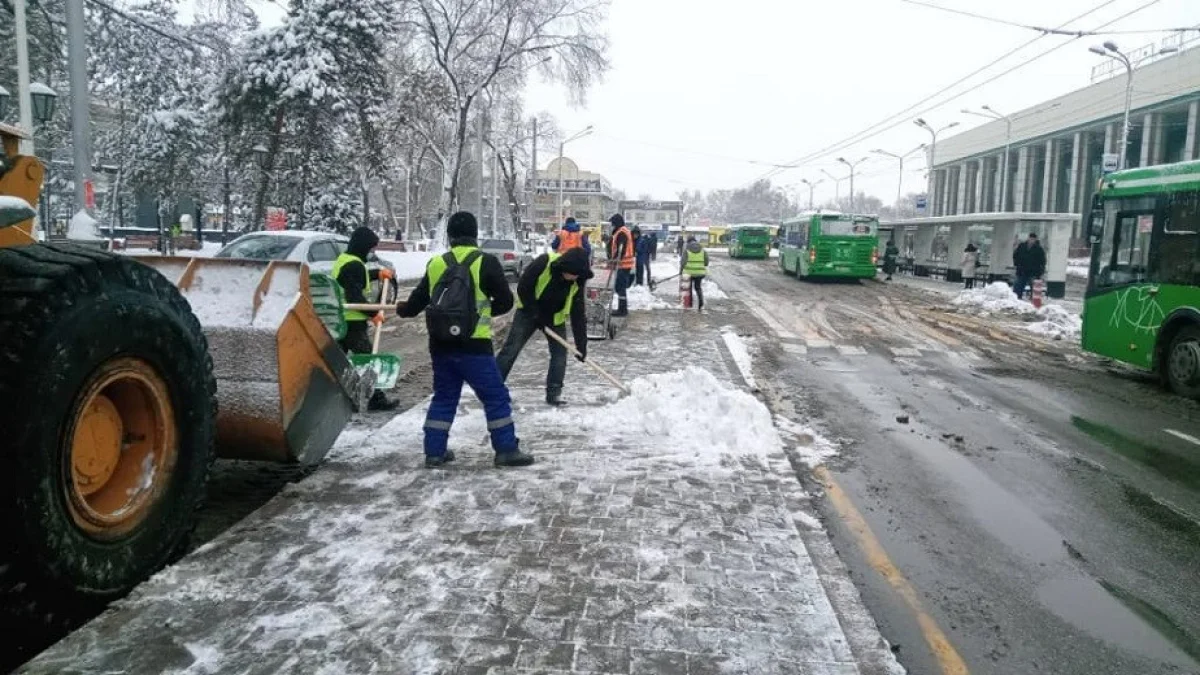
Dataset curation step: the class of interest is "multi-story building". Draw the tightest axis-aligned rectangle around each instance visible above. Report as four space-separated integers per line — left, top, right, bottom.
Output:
618 199 684 241
929 36 1200 244
529 157 617 234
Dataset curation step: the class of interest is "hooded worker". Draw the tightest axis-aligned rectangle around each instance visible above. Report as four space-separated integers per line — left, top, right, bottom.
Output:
497 247 594 406
608 214 634 316
551 217 593 260
680 235 710 311
633 225 653 286
334 226 397 410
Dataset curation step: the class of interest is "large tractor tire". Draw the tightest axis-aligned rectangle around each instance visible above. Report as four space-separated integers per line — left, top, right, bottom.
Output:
0 243 216 601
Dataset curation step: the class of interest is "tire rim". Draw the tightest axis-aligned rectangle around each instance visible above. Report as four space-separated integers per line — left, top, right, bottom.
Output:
1169 338 1200 389
65 357 177 540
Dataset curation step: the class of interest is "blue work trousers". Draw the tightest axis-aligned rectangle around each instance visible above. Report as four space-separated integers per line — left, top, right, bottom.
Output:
424 352 518 458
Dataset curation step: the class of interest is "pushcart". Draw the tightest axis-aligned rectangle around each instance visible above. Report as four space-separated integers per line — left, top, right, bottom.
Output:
585 265 618 340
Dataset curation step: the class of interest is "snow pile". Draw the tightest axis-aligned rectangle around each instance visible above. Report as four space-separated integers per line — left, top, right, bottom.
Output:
702 279 730 300
342 367 782 467
952 281 1035 316
375 250 434 280
774 415 841 468
1026 304 1082 340
721 327 757 390
68 210 103 241
624 283 674 310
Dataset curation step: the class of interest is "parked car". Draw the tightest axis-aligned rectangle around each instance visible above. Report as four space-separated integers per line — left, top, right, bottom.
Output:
480 237 533 279
214 230 398 302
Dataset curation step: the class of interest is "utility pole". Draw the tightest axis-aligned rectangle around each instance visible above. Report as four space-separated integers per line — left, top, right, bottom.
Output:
837 157 870 214
14 0 33 155
66 0 95 221
530 117 538 236
491 150 499 237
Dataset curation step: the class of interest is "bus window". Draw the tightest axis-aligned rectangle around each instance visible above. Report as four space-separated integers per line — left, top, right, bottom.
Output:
1158 191 1200 286
785 225 803 247
1097 197 1155 288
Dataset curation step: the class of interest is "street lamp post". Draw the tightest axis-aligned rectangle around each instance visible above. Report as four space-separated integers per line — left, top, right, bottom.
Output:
1089 42 1178 171
820 169 847 205
836 156 870 214
872 144 926 212
800 178 824 210
961 106 1013 211
915 118 960 215
557 125 594 225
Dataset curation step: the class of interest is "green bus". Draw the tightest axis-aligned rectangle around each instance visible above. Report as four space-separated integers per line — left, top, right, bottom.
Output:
1083 160 1200 397
779 212 879 279
728 224 773 259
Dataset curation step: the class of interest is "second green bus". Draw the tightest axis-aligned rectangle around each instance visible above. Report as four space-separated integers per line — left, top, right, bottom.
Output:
779 212 879 279
728 224 773 259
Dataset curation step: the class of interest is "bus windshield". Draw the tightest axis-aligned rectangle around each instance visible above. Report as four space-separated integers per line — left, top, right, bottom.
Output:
821 218 877 237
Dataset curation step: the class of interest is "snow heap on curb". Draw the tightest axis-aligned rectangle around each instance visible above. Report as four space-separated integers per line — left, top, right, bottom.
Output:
720 327 758 390
952 281 1035 315
338 366 783 467
1026 304 1082 340
623 283 674 310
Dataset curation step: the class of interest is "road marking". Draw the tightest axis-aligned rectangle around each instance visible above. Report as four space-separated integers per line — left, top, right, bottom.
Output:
815 466 970 675
806 339 833 349
745 302 800 340
783 343 808 356
835 345 867 356
891 347 922 358
1164 428 1200 446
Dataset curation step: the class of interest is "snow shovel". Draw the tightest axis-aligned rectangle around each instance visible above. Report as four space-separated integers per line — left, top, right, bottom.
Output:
318 274 402 392
541 327 630 395
649 272 679 292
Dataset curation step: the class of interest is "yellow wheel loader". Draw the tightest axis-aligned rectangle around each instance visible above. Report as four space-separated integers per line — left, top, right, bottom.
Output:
0 123 370 602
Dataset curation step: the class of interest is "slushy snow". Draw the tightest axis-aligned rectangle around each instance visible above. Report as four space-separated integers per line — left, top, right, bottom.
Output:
623 283 673 311
1026 304 1082 340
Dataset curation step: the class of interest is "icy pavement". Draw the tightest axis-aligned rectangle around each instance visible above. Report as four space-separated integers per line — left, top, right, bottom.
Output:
23 310 900 675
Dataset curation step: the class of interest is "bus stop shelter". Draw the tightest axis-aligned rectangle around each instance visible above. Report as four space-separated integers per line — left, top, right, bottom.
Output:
879 212 1079 298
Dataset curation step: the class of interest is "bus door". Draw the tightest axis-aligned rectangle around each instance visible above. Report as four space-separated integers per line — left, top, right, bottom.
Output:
1083 196 1160 365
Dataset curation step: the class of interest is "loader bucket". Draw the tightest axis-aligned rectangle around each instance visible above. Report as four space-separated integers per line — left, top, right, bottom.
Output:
134 256 366 465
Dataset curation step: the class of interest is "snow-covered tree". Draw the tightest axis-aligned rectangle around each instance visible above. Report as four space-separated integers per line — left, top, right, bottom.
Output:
302 183 363 233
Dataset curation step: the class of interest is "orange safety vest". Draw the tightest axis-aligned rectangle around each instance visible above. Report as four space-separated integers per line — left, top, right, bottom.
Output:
612 228 634 270
557 229 584 252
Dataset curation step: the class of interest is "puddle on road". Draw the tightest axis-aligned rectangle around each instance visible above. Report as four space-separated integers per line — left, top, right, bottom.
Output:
1071 416 1200 491
1037 576 1200 668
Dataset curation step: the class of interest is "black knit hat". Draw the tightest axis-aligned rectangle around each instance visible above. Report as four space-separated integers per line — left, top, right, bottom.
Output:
554 247 592 278
447 211 478 239
610 214 625 228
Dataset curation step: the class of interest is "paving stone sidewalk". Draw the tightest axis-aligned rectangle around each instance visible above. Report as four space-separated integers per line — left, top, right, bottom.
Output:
23 306 900 675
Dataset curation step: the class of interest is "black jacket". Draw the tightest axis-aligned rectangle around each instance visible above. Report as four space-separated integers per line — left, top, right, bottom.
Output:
397 237 514 355
336 228 380 308
1013 241 1046 277
517 252 593 353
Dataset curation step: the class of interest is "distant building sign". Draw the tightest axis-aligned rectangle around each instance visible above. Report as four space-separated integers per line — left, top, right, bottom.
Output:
915 195 928 214
1102 153 1120 174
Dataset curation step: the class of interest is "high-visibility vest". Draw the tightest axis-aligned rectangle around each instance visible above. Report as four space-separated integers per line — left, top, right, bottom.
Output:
683 249 707 277
613 228 634 270
557 229 584 252
425 246 492 339
332 252 371 322
517 253 578 327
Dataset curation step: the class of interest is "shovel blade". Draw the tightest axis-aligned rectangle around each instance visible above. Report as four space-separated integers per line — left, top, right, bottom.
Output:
350 353 403 390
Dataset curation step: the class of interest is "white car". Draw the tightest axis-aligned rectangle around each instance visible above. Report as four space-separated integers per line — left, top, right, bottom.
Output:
214 230 398 302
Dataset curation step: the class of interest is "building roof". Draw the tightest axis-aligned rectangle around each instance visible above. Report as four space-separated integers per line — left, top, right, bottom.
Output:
935 44 1200 167
880 212 1080 227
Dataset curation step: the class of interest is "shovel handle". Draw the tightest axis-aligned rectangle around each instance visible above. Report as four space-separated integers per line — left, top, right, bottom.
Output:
540 327 630 395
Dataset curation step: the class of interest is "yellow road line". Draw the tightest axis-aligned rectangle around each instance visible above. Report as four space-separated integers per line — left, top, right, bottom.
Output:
815 465 970 675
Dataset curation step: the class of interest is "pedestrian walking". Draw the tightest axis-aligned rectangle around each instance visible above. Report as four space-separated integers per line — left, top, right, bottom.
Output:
649 232 659 261
883 239 899 281
675 235 685 257
1012 232 1046 299
608 214 635 316
633 226 653 286
681 235 710 310
961 243 979 289
395 211 534 468
497 248 593 406
334 226 398 411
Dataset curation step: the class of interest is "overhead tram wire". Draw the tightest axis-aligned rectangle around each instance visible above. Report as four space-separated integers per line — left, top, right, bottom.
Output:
749 0 1121 184
752 0 1160 186
898 0 1200 37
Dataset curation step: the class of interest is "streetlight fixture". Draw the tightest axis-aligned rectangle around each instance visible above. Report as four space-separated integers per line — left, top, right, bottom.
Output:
872 144 926 211
820 169 847 204
0 85 9 120
1089 42 1178 171
914 118 959 215
836 156 870 214
961 106 1013 211
557 125 594 224
29 82 57 124
800 178 824 210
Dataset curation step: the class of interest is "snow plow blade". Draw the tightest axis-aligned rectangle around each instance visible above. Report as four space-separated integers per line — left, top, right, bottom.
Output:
134 256 366 465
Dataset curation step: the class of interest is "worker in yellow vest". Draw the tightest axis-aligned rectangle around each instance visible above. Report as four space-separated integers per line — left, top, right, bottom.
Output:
334 226 397 410
497 247 593 406
681 235 710 310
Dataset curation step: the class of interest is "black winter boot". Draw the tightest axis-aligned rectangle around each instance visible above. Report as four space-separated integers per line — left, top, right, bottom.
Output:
495 449 535 467
612 298 629 317
425 450 457 468
368 390 400 411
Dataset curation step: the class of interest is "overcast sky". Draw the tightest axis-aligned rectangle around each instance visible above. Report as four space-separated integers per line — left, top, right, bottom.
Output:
521 0 1195 205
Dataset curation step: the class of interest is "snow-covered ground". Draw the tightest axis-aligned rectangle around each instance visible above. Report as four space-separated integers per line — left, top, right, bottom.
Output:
118 241 224 258
951 281 1082 341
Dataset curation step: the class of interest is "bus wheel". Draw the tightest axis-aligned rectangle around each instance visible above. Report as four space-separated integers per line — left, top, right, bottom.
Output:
1165 325 1200 398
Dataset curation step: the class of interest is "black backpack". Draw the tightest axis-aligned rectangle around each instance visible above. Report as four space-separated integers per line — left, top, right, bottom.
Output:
426 250 483 343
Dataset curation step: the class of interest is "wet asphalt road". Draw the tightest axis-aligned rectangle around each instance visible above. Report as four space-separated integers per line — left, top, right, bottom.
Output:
712 257 1200 675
